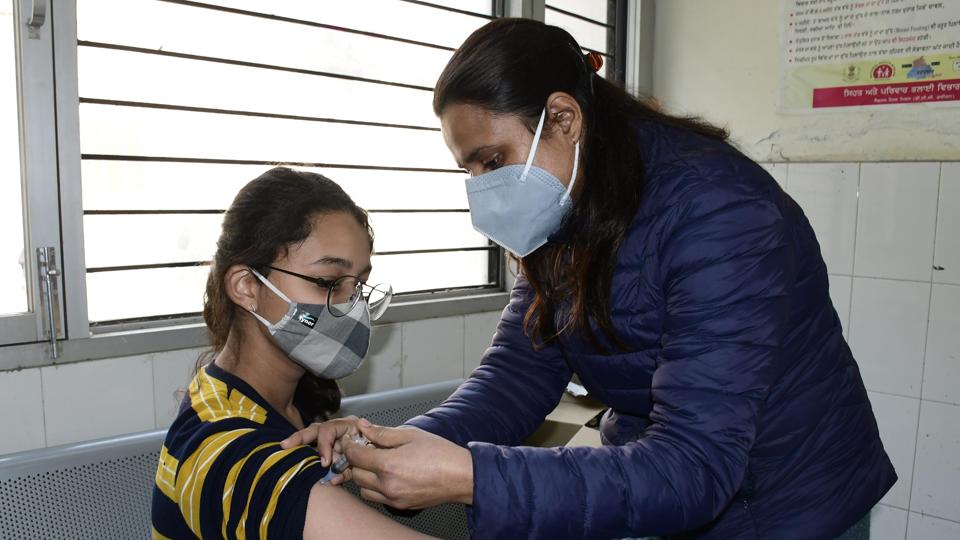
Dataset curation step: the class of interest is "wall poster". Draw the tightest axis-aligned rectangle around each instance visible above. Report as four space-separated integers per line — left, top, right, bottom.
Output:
782 0 960 110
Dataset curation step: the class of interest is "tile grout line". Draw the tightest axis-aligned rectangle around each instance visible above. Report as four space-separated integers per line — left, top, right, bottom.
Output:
398 322 404 388
874 502 960 527
150 353 159 429
867 388 960 409
38 367 48 449
904 164 943 518
848 275 949 285
907 510 960 526
846 163 862 345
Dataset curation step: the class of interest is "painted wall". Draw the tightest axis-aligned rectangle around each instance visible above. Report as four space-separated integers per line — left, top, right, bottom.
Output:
652 0 960 162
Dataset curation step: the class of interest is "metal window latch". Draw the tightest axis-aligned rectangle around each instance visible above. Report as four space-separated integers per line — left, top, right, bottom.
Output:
26 0 46 39
37 247 61 359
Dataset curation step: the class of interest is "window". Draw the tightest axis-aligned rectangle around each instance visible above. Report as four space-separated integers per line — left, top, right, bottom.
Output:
1 0 636 369
545 0 627 83
75 0 499 326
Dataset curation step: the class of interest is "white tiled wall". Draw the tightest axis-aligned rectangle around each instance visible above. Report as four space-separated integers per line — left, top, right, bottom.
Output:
768 161 960 535
42 354 156 447
780 162 860 274
0 368 45 455
0 311 503 455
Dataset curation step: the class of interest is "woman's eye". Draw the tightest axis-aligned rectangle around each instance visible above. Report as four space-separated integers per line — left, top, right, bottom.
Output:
482 156 501 171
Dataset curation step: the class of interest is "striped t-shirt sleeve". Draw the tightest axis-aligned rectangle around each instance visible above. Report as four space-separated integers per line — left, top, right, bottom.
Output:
154 422 327 539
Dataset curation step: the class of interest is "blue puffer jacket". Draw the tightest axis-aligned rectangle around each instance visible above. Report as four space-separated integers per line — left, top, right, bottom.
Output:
407 119 896 539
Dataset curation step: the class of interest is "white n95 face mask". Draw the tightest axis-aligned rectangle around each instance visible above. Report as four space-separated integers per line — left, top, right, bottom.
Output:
247 268 370 380
465 108 580 257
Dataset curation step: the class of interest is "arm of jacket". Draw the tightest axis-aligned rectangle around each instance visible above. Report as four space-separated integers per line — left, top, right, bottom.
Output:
405 273 573 448
462 178 794 539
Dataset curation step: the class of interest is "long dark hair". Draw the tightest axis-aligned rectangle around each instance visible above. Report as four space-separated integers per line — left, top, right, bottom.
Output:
201 166 374 421
434 19 728 352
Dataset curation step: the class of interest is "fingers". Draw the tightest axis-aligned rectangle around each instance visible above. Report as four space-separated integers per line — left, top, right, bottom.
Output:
280 424 319 450
357 422 418 449
334 467 353 485
327 470 350 486
359 488 391 506
342 441 385 473
280 417 365 467
350 467 380 492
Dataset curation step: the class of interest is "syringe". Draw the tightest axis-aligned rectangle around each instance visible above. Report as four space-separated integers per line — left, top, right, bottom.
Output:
319 434 370 484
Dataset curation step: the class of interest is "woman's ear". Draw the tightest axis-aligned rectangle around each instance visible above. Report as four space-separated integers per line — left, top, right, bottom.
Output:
225 265 260 313
545 91 584 144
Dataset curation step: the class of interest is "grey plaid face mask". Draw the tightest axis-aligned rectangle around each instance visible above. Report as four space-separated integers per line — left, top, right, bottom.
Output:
248 268 371 380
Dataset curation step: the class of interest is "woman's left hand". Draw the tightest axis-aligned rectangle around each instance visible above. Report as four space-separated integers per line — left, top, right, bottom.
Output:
280 416 365 485
343 420 474 510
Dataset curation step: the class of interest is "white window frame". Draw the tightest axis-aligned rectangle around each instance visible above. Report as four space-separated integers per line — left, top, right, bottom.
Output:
0 0 645 371
0 0 65 350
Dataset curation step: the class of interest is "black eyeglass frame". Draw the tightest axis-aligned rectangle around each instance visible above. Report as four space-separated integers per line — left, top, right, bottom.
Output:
264 265 392 320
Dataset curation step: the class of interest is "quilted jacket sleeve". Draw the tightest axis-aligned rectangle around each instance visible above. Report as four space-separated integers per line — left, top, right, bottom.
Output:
460 179 794 539
405 273 572 447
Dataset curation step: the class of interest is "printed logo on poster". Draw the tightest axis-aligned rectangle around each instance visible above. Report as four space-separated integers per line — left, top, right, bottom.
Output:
906 57 936 80
843 64 862 82
871 63 895 80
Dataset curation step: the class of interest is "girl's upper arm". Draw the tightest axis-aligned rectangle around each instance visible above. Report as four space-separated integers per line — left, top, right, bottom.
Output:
303 484 434 540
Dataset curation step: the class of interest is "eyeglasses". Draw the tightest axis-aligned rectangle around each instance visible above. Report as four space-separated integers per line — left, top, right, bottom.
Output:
265 266 393 321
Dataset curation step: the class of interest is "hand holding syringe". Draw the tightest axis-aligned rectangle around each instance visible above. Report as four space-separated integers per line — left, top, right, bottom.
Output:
319 433 371 485
279 416 373 486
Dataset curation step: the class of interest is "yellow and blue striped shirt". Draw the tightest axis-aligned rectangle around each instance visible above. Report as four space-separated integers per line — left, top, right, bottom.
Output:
151 362 327 539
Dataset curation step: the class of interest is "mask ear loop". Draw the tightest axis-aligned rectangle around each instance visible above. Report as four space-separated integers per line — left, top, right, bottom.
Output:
560 141 580 206
520 108 548 183
246 267 293 327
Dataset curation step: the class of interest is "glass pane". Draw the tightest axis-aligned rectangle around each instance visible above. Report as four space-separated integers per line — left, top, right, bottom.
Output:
81 162 468 212
370 251 491 294
83 214 222 269
545 8 611 55
425 0 492 17
0 0 28 315
82 211 483 269
368 212 486 252
79 103 455 170
547 0 610 25
87 249 493 321
205 0 490 49
78 46 438 129
86 266 208 322
77 0 453 89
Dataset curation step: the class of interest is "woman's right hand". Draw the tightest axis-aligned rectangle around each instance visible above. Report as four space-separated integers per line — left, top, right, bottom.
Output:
281 416 365 485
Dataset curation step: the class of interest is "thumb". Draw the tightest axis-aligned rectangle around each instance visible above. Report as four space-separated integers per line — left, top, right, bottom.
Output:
358 423 415 449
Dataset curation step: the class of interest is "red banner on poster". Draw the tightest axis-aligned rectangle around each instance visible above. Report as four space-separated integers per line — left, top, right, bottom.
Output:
813 78 960 108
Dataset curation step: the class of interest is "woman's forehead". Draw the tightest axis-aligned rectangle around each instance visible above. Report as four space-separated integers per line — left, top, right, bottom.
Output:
441 104 528 162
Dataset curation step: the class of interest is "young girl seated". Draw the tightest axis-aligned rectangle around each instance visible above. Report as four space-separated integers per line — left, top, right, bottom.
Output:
151 167 430 539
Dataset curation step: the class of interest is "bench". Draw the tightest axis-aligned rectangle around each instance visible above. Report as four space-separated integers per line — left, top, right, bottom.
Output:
0 379 467 539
